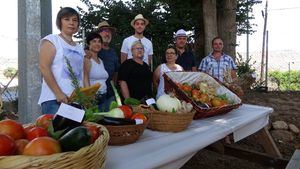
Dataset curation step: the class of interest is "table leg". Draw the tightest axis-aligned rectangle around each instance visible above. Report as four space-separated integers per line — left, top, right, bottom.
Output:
255 127 282 158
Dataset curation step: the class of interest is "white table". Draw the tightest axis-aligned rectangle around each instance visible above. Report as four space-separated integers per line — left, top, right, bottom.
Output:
106 104 273 169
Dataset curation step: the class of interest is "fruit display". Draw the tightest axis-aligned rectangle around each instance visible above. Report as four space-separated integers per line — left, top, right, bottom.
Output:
164 72 242 108
176 81 231 108
163 72 242 119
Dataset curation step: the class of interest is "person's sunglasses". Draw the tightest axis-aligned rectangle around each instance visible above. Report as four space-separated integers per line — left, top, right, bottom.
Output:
100 28 111 33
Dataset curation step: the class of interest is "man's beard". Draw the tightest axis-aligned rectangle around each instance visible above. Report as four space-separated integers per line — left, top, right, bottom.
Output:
135 29 144 35
102 36 111 43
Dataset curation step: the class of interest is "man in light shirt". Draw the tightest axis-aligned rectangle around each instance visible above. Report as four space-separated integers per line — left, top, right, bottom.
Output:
121 14 153 67
198 37 237 82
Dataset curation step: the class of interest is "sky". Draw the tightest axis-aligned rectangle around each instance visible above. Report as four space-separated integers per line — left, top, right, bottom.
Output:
0 0 300 59
237 0 300 53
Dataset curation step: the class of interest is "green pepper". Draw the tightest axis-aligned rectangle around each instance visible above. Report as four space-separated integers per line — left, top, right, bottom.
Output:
124 97 141 106
58 126 92 152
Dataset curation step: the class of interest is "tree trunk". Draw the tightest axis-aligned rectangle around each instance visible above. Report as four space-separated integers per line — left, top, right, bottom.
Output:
202 0 218 56
194 0 205 63
217 0 237 59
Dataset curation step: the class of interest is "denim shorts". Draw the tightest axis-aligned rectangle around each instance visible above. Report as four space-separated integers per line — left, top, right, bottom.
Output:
41 100 61 114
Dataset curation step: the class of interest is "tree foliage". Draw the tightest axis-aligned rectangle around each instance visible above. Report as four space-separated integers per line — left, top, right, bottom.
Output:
76 0 261 66
236 0 262 35
3 67 17 79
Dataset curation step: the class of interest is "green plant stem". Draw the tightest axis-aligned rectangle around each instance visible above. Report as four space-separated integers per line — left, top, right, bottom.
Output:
110 80 122 106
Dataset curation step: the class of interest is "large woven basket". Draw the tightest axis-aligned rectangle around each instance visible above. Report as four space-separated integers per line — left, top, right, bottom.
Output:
105 120 148 146
164 72 242 119
0 122 109 169
147 109 195 132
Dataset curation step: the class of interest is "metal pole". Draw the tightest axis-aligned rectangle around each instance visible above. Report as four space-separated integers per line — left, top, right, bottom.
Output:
260 0 268 84
288 62 291 90
246 0 249 60
265 31 269 89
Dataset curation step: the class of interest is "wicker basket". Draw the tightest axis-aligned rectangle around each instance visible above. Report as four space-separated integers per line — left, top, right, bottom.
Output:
0 122 109 169
105 120 148 146
164 72 242 119
131 104 152 115
147 109 195 132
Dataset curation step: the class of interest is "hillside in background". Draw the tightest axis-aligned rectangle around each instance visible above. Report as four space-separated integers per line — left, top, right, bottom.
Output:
239 49 300 72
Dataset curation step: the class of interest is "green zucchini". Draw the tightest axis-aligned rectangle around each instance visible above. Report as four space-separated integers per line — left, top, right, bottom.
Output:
58 126 92 152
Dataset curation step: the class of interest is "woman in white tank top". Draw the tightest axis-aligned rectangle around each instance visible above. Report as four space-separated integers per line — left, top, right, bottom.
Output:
83 32 109 111
39 7 85 114
153 46 183 99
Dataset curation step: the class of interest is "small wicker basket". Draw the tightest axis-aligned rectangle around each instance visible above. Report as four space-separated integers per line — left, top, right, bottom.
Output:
147 109 195 132
105 121 148 146
0 122 109 169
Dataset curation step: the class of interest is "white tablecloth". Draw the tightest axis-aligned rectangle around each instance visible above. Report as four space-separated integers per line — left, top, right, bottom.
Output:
106 104 273 169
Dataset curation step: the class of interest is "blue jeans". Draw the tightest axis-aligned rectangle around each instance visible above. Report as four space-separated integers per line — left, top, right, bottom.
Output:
41 100 60 114
98 94 115 112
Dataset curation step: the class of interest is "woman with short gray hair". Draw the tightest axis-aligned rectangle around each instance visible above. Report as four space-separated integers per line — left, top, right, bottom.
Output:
118 40 153 100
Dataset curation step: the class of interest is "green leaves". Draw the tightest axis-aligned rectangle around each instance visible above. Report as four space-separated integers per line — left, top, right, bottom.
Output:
236 53 256 77
269 70 300 91
64 56 96 109
109 101 118 110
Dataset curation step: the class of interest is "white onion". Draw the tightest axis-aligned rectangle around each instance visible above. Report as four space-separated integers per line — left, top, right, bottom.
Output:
156 94 181 113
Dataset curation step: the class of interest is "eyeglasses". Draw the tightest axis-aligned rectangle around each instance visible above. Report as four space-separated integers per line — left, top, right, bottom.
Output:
166 52 176 55
100 28 111 33
133 47 144 51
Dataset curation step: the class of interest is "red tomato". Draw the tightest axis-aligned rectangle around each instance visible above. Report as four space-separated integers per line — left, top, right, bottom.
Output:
14 139 29 155
24 125 35 135
0 119 26 140
84 124 100 143
36 114 54 129
118 105 133 118
0 134 16 156
23 137 61 156
182 85 192 92
26 127 48 141
131 113 147 123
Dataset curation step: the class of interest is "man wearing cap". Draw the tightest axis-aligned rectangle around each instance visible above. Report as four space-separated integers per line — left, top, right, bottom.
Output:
97 21 120 101
174 29 197 71
121 14 153 67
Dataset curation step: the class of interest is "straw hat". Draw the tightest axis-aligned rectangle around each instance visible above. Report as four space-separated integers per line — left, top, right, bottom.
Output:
130 14 149 27
97 21 116 34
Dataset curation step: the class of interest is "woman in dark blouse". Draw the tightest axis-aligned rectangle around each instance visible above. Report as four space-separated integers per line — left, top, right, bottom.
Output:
118 40 153 100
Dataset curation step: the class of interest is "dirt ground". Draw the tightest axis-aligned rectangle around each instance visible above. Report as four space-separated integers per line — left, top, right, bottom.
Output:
181 91 300 169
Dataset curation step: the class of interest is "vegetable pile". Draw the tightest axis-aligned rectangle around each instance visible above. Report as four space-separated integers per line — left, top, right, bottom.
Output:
156 93 193 113
0 117 102 156
84 81 148 126
176 81 232 108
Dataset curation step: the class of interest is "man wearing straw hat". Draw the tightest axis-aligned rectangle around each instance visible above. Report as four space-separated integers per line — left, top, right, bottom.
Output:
97 21 120 103
121 14 153 67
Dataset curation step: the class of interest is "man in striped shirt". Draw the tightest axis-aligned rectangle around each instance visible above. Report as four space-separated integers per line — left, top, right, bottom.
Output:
198 37 238 82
